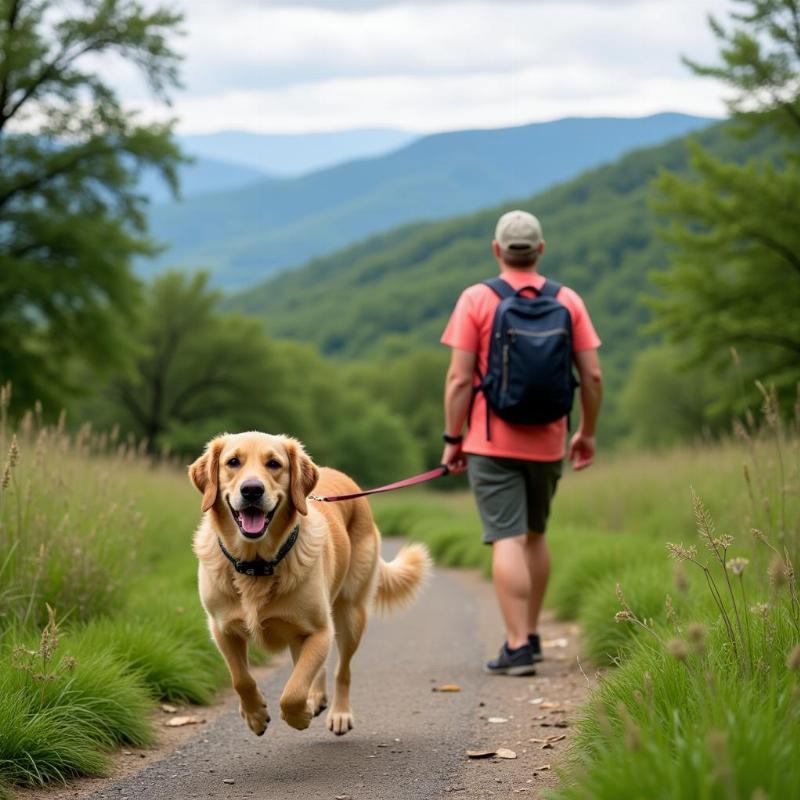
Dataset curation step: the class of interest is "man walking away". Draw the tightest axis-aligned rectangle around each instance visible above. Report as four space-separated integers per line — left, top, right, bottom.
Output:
440 210 602 675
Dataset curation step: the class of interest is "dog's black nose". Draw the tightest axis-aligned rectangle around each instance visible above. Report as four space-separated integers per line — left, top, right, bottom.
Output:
240 480 265 500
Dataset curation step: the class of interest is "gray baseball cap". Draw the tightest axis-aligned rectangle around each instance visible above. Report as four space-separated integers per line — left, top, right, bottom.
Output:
495 210 543 252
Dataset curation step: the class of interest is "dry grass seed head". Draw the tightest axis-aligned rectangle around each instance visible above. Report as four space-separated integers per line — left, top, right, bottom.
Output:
667 638 688 662
768 554 790 587
687 622 707 654
750 602 770 618
727 557 749 576
665 594 679 628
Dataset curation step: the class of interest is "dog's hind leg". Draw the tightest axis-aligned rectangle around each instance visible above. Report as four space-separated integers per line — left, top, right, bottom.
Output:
327 600 367 736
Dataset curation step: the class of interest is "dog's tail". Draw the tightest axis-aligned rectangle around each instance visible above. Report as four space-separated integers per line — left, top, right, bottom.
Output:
374 542 432 614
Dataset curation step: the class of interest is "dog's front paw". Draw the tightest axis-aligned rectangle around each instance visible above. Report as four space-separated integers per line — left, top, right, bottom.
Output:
239 698 270 736
280 698 313 731
326 709 354 736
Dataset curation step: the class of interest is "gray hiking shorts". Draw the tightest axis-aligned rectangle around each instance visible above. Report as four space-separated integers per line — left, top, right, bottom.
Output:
467 454 563 543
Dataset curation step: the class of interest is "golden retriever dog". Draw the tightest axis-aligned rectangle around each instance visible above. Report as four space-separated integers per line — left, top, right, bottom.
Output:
189 431 431 737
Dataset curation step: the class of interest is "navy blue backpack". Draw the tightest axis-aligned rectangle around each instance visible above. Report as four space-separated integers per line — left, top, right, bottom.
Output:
474 278 579 437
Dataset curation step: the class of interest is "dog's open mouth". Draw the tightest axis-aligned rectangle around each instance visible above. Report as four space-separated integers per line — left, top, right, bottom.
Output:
226 498 277 539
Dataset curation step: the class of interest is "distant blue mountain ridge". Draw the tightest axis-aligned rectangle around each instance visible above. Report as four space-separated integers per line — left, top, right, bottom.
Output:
143 113 717 288
178 128 419 177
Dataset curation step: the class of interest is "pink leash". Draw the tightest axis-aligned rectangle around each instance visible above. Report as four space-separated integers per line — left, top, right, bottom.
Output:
308 464 450 503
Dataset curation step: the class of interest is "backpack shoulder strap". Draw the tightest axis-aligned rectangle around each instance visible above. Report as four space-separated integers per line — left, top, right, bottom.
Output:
539 279 562 298
482 278 516 300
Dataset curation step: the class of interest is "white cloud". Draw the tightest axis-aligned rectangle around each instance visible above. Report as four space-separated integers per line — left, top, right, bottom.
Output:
114 0 735 133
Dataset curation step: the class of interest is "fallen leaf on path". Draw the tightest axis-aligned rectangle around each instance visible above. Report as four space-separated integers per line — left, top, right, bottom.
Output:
542 638 568 648
529 697 544 705
495 748 517 759
160 703 178 714
432 684 461 692
540 702 562 710
467 749 496 759
487 717 508 724
533 764 551 772
164 715 205 727
530 735 567 745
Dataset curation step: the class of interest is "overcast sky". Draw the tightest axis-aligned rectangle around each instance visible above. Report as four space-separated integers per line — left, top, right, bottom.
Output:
114 0 735 134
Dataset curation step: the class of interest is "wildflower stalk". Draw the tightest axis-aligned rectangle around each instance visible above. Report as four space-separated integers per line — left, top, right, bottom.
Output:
737 572 753 673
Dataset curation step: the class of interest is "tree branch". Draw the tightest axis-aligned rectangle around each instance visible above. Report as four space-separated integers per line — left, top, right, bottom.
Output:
0 37 102 131
0 0 22 125
734 331 800 355
749 230 800 275
0 140 111 210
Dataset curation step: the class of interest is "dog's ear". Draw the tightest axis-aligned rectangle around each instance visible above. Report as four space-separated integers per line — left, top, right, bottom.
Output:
285 439 319 516
188 436 226 512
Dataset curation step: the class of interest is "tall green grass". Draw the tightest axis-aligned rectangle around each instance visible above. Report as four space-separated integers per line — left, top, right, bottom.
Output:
375 386 800 798
0 388 228 794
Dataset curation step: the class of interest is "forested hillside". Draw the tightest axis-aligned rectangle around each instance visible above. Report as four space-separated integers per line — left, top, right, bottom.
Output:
145 114 713 287
229 122 775 442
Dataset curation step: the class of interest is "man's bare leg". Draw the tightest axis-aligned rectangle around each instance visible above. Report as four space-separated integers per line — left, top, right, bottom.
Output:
491 535 531 650
524 531 550 636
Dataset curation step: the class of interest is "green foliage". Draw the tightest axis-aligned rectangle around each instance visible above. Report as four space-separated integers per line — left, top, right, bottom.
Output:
0 0 184 413
685 0 800 138
228 122 777 446
78 270 424 484
547 535 664 621
618 345 723 447
0 621 153 789
652 0 800 416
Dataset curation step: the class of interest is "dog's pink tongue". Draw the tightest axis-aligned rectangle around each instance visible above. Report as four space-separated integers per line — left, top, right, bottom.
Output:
240 509 266 534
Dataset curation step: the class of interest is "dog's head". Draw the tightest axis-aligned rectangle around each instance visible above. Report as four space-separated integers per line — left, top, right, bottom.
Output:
188 432 319 542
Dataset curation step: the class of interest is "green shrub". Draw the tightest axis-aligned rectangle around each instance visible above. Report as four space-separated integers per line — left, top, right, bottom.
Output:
68 616 224 704
0 624 153 790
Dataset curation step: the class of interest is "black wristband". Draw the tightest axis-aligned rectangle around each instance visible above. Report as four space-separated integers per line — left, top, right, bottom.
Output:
443 433 463 444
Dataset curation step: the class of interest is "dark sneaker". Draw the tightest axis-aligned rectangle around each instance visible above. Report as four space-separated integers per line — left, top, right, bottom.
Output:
484 642 537 676
529 633 544 662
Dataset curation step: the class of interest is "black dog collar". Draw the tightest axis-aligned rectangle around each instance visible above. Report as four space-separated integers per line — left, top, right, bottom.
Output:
217 525 300 577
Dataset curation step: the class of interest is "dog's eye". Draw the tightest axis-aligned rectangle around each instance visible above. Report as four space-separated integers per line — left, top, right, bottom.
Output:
266 459 282 470
227 457 241 468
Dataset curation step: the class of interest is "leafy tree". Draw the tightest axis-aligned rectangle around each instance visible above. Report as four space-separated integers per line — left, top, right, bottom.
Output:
83 271 423 485
652 0 800 407
0 0 183 412
618 346 725 448
85 272 307 452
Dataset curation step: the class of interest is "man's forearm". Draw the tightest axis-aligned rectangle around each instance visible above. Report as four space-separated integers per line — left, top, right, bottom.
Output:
444 373 473 436
578 376 602 436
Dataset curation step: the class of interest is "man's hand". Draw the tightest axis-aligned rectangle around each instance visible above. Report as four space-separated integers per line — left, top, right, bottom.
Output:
569 431 595 471
441 442 468 475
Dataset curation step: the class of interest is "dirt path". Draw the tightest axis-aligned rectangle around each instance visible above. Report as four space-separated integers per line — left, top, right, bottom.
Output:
29 541 593 800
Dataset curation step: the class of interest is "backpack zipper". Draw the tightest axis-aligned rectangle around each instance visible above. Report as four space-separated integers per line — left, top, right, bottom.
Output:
508 327 568 341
